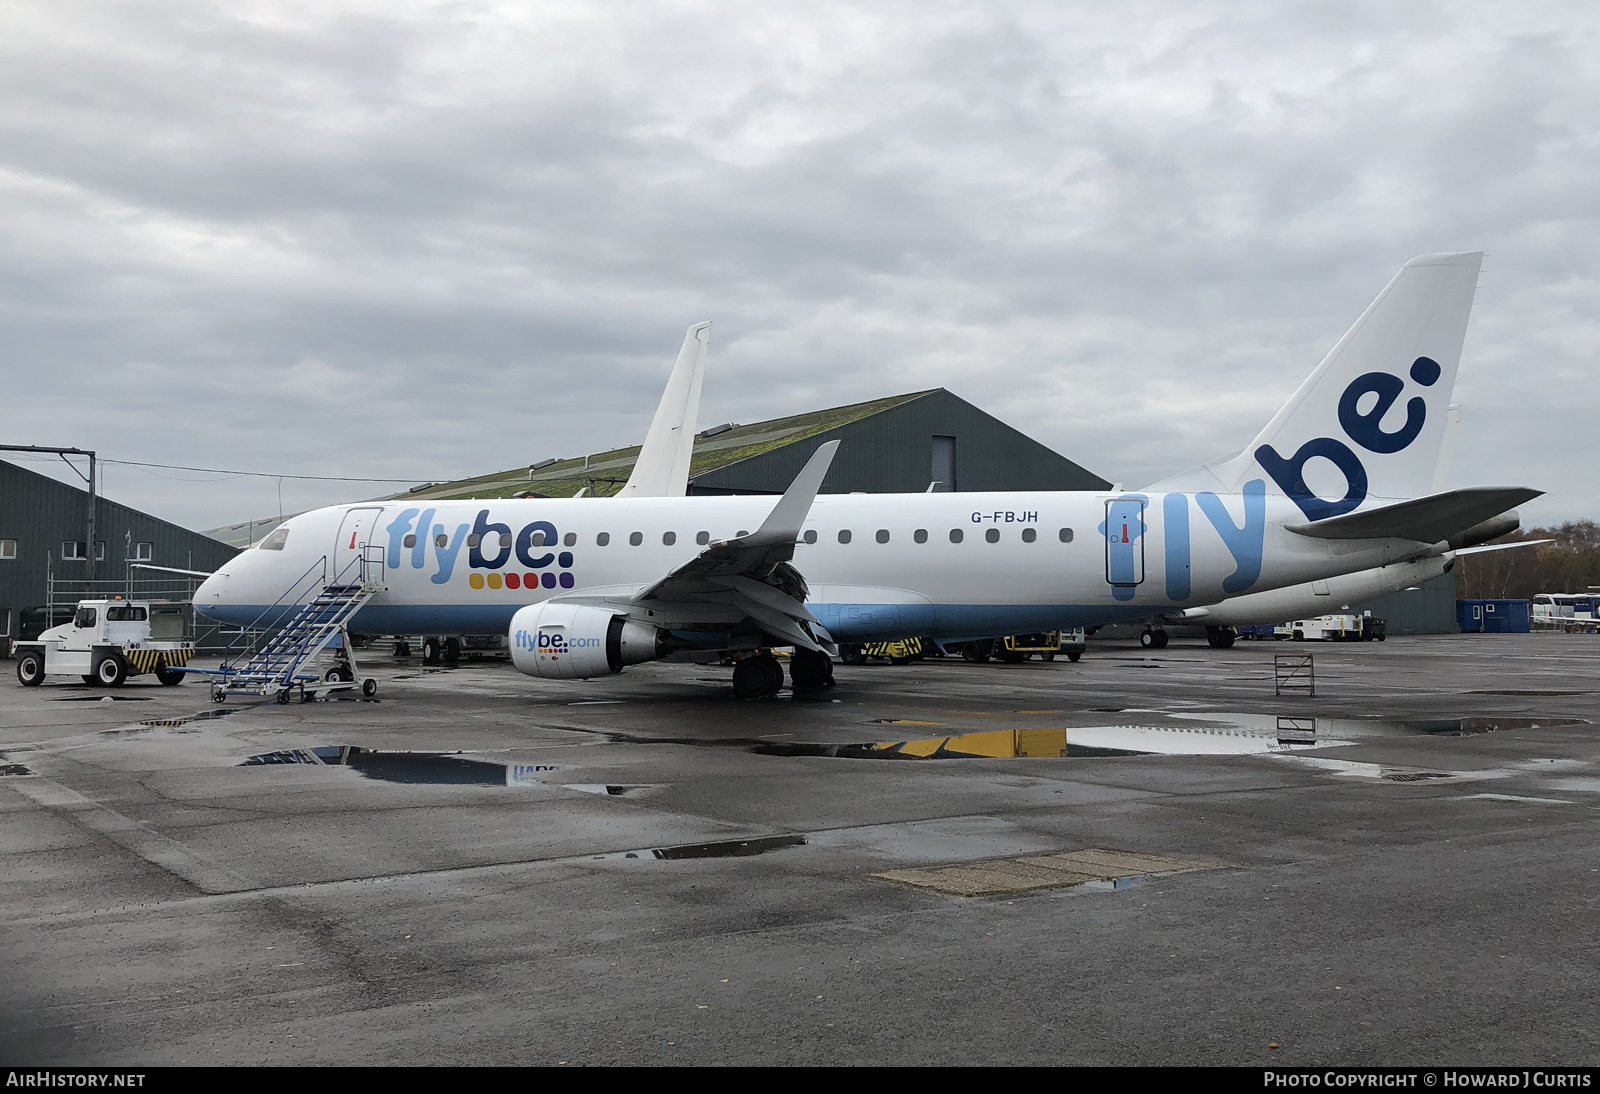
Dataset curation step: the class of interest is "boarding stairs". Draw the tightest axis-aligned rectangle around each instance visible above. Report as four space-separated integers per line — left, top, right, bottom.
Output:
212 547 385 704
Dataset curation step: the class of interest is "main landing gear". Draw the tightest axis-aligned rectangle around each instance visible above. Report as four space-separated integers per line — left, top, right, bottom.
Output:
1139 627 1169 650
732 649 836 700
1205 625 1237 649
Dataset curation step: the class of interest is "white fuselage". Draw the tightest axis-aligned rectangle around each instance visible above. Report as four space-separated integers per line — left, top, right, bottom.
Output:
195 490 1434 644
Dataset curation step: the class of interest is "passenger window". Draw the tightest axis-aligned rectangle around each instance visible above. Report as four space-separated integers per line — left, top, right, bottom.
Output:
500 532 512 548
435 533 448 548
949 528 963 543
986 528 999 543
914 529 928 544
1021 527 1037 543
663 531 677 546
467 533 481 548
1059 528 1074 543
597 532 610 546
875 529 890 544
629 532 643 546
697 531 710 545
403 534 416 548
530 531 546 547
838 530 852 544
563 532 577 547
802 530 817 544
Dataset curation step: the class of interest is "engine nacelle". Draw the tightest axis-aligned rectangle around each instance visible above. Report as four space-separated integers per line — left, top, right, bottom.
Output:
508 602 669 680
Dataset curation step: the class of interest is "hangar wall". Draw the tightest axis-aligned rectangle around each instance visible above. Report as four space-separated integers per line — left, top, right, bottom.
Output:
688 389 1110 496
0 459 238 641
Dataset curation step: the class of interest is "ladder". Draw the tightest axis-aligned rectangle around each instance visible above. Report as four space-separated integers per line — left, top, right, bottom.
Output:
212 548 384 703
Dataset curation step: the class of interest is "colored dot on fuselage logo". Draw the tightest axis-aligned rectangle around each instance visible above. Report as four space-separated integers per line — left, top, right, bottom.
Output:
525 573 538 587
559 572 575 589
487 572 503 590
469 573 485 590
505 572 521 589
541 573 556 589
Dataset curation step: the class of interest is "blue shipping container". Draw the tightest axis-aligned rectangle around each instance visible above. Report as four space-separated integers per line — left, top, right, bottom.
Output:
1457 599 1531 634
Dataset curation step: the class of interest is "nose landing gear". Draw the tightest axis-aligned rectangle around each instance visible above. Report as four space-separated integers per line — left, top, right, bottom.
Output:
1139 628 1169 650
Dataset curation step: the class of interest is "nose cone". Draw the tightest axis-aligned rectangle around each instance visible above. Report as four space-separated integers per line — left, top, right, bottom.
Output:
193 568 229 620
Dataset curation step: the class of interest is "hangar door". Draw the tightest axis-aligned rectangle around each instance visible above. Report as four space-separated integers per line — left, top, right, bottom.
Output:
1104 498 1145 588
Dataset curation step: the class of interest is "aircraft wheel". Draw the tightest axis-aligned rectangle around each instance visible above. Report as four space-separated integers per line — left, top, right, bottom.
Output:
1145 630 1169 650
789 649 831 690
94 653 128 688
17 651 45 687
422 638 442 665
1139 629 1156 649
732 657 773 700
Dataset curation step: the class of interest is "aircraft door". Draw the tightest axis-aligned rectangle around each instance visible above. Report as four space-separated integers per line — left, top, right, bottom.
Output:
1104 498 1146 589
334 507 385 583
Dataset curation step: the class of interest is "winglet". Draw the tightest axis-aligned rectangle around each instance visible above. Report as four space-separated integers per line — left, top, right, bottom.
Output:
749 441 840 545
618 321 712 497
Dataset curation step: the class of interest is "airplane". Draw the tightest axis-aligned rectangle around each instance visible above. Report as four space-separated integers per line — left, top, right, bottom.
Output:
195 252 1542 699
1132 405 1534 647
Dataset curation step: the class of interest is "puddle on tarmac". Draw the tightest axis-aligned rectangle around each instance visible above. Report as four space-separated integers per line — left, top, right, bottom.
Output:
240 746 559 786
763 713 1590 760
0 763 34 777
54 695 152 702
652 834 806 859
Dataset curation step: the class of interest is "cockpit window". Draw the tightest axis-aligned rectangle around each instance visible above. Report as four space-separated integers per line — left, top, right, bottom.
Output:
259 527 290 551
73 607 97 629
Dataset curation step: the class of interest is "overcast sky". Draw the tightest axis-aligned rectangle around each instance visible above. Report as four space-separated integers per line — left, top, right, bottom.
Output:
2 0 1596 532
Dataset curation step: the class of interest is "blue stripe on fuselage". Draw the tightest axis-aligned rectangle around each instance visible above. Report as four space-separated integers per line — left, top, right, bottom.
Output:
197 602 1153 641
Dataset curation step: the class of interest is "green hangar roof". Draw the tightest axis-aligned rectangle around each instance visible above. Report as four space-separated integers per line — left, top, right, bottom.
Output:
397 388 1109 502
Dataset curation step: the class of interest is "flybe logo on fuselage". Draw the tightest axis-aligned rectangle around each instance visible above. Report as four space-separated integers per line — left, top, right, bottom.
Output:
1255 357 1441 522
384 508 577 588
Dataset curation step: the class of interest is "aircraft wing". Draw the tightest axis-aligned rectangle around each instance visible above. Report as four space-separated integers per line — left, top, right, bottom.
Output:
563 441 841 652
1284 487 1542 543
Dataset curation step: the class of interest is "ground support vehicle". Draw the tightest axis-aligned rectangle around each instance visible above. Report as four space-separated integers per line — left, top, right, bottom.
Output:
1274 613 1386 642
840 637 924 665
950 629 1086 663
14 599 193 688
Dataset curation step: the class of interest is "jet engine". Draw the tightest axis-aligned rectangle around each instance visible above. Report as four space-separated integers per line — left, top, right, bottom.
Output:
508 602 673 679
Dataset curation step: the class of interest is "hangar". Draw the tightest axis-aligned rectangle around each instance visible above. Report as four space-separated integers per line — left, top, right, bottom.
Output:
398 387 1111 504
0 459 239 646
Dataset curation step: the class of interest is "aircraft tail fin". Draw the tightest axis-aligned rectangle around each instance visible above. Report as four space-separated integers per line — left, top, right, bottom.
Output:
617 321 711 498
1152 254 1482 520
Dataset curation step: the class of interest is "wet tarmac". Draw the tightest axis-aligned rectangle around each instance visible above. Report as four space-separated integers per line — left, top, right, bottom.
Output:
3 633 1599 1065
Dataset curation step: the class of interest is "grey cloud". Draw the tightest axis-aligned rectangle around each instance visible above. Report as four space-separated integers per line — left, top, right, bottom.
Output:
1 0 1596 530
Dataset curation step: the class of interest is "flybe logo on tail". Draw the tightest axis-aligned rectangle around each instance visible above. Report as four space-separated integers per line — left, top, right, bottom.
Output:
1255 357 1441 522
